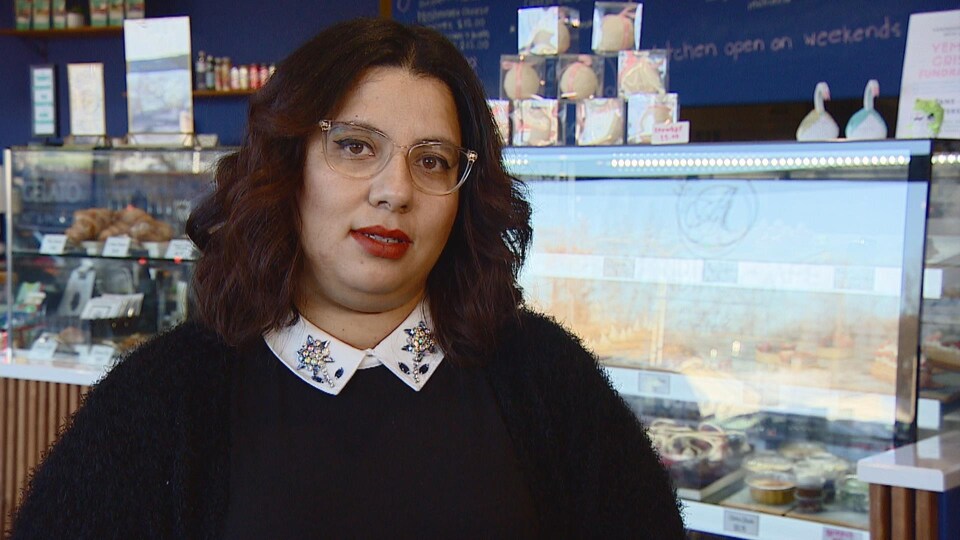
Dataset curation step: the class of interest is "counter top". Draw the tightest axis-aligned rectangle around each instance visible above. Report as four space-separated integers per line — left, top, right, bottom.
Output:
857 431 960 492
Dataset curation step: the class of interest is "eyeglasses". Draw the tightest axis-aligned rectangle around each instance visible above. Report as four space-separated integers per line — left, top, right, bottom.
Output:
318 120 478 196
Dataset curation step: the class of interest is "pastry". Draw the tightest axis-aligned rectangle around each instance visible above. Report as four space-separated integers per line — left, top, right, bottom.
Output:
816 330 853 360
594 13 634 53
559 61 600 100
576 98 624 146
619 55 665 95
65 206 175 244
502 63 541 100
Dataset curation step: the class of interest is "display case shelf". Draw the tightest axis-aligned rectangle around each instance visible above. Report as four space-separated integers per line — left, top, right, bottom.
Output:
683 500 868 540
527 252 909 297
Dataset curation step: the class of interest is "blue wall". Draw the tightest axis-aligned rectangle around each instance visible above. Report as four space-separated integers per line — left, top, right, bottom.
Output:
0 0 381 150
395 0 958 107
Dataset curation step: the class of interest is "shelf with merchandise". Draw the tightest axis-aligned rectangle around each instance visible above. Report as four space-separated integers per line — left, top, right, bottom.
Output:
193 89 255 98
0 26 122 38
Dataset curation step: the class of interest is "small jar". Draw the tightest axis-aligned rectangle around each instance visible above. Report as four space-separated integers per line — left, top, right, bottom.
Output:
793 465 825 513
799 452 850 503
838 474 870 513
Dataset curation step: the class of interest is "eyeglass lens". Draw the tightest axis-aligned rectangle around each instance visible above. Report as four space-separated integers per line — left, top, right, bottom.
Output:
323 123 470 194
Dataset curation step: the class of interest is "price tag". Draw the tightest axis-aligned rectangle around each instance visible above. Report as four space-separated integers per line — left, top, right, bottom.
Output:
823 527 862 540
102 236 132 257
651 121 690 145
638 372 671 396
723 510 759 536
39 234 68 255
28 338 59 360
164 239 197 260
86 344 116 365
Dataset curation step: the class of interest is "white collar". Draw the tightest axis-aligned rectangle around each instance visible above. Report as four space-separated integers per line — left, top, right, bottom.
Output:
263 301 445 395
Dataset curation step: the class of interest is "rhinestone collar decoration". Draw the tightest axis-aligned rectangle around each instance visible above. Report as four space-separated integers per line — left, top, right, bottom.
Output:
400 320 438 384
296 336 340 388
264 301 445 395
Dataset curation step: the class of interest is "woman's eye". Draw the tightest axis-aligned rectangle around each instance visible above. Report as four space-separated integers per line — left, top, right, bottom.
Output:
336 138 374 157
418 155 451 172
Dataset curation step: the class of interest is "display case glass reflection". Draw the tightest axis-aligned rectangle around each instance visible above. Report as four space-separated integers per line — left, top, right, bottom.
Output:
511 140 943 530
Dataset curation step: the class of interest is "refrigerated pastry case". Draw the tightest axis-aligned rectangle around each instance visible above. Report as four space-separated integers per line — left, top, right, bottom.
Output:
2 146 227 384
506 140 960 538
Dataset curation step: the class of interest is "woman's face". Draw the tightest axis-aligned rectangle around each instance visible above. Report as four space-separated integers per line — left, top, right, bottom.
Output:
297 67 461 316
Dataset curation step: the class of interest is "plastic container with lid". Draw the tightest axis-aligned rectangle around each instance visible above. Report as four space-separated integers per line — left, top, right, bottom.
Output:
797 452 850 503
838 474 870 513
746 472 797 505
793 465 826 513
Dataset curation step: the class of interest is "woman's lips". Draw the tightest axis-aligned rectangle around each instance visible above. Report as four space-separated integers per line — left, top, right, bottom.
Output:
351 226 411 259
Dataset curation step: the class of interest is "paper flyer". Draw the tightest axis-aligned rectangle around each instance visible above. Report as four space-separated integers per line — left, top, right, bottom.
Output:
67 63 106 136
895 10 960 139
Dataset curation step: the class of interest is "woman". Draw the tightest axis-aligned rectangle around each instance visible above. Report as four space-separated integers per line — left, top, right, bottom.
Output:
12 18 684 539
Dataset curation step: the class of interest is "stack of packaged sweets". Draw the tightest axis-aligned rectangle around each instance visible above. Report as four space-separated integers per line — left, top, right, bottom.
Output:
496 6 580 146
491 2 681 147
590 2 675 144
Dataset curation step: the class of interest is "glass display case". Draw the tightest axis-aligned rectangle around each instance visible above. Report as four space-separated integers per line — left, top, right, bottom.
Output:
2 147 228 384
505 139 960 538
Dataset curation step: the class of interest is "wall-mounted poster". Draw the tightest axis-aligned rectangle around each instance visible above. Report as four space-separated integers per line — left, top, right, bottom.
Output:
123 16 194 145
67 63 106 137
31 65 57 138
895 9 960 139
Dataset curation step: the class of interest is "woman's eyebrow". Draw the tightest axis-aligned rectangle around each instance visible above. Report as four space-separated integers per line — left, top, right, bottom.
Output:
337 119 459 146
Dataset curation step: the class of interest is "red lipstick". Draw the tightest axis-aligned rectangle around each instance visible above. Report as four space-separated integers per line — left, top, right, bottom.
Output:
351 226 412 259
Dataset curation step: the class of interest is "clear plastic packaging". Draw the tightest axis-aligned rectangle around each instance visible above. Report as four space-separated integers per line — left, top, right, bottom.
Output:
518 6 580 56
592 2 642 55
627 93 678 144
576 98 624 146
511 99 561 147
557 55 604 100
486 99 510 145
618 49 669 97
500 55 546 101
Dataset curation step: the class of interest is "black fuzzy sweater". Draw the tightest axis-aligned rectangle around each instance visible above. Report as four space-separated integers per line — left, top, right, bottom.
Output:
11 311 685 539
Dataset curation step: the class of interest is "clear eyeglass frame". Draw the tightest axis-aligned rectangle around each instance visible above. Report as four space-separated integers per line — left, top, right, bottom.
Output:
318 120 478 195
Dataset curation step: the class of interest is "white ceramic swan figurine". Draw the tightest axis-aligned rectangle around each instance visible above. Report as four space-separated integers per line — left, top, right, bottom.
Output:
845 79 887 140
796 82 839 141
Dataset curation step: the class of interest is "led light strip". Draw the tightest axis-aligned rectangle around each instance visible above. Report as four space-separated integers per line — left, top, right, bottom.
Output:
608 154 911 169
932 153 959 165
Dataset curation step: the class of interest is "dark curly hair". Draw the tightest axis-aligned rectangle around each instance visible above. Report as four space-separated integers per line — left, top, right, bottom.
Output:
186 18 532 363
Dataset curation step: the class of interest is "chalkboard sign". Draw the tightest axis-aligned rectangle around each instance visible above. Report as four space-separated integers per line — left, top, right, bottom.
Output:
394 0 958 106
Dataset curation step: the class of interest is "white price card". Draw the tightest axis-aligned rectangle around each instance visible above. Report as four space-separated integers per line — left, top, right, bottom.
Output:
28 337 59 360
723 510 759 536
39 234 68 255
102 236 132 257
823 527 863 540
86 344 116 365
164 239 197 260
652 121 690 145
